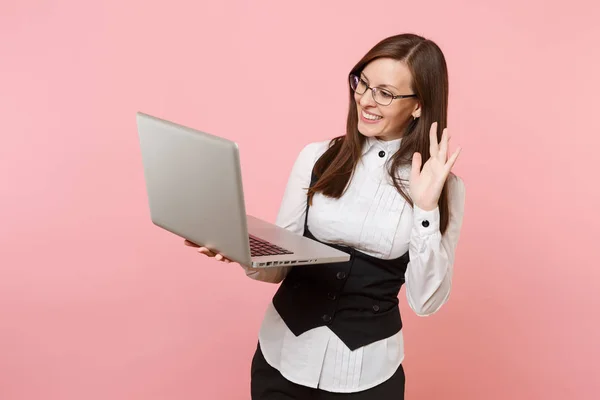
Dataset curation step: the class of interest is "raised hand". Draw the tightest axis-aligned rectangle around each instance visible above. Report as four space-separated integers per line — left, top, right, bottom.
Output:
409 122 461 211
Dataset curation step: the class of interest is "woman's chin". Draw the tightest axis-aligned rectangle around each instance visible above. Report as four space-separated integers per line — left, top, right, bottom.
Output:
357 123 381 137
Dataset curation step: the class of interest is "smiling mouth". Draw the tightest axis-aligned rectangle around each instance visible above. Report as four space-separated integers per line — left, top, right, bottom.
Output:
361 110 383 121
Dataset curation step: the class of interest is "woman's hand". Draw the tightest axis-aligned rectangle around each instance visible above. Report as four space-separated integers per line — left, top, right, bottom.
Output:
184 239 232 263
410 122 461 211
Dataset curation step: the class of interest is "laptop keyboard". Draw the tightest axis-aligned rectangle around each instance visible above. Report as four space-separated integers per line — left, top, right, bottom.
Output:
249 235 294 257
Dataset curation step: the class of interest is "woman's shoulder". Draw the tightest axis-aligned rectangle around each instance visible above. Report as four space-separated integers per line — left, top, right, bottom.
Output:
302 137 338 152
446 172 466 203
295 138 338 164
447 172 464 188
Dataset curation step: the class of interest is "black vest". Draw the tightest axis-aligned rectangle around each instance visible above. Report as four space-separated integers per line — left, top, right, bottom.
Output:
272 172 410 351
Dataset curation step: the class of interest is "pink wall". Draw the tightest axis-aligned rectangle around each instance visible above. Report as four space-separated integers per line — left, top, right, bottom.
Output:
1 1 598 399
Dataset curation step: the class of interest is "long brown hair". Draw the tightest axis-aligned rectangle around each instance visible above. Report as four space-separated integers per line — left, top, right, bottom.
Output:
307 33 452 235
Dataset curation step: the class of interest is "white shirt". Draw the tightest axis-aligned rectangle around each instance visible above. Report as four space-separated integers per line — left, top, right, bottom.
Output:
243 136 466 393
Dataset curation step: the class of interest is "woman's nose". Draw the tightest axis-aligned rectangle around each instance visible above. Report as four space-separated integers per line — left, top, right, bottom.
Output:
358 89 376 107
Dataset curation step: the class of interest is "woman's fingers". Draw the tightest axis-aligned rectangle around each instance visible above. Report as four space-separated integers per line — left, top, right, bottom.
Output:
198 247 216 257
215 254 232 263
429 122 439 157
439 128 449 162
444 146 462 173
184 239 230 262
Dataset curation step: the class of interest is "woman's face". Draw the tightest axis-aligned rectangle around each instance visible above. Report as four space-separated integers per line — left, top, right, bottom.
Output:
354 58 420 141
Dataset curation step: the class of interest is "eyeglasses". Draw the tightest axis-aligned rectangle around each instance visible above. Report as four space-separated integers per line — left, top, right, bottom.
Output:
349 74 417 106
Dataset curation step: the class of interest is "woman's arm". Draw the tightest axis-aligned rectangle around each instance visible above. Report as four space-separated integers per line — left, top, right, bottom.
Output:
241 142 322 284
405 174 466 315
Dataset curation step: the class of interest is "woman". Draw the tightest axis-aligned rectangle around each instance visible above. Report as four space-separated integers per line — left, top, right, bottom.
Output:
186 33 465 399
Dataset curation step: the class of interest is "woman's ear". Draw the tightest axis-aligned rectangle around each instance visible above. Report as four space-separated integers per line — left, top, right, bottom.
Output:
412 104 421 119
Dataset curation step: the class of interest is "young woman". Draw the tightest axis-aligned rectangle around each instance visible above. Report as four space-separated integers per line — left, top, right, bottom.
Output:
186 33 465 399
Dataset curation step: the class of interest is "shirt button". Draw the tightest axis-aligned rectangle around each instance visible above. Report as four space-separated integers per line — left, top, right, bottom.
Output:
372 305 380 312
327 292 337 300
322 314 332 322
422 220 430 228
378 150 385 158
336 271 347 280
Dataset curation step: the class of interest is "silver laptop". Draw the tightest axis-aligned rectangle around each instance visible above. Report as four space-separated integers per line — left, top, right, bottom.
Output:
136 112 350 268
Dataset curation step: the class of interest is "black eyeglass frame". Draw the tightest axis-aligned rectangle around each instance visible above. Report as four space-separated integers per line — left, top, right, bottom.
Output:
349 74 418 106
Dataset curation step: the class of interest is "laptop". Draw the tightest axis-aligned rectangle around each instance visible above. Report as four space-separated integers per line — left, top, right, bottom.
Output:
136 112 350 268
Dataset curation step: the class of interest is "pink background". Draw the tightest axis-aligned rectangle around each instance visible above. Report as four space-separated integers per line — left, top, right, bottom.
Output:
1 1 598 399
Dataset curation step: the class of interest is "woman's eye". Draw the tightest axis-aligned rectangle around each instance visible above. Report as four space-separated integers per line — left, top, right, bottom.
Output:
380 91 393 99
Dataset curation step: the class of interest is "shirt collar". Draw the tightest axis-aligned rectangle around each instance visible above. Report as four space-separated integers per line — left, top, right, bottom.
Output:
362 135 403 156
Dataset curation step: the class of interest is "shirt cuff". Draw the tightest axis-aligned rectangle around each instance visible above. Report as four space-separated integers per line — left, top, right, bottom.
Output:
413 204 441 236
